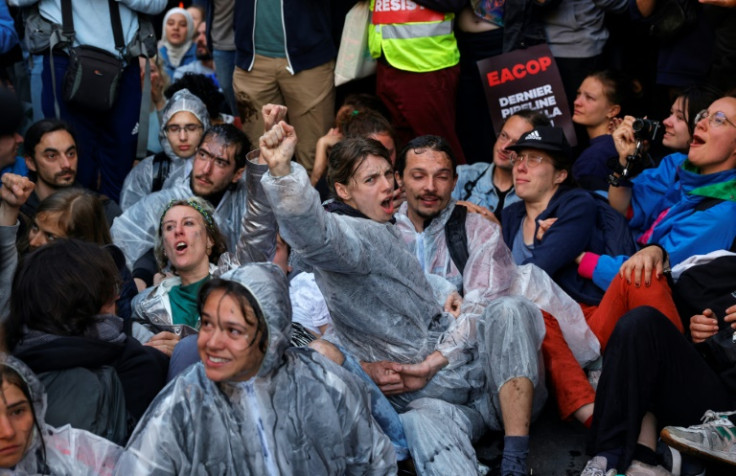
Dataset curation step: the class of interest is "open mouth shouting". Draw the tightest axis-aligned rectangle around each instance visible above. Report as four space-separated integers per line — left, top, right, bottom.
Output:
690 132 705 148
380 196 394 215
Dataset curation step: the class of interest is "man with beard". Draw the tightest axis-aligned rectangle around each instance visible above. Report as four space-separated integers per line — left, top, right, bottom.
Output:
452 110 550 221
20 119 121 227
392 135 601 473
173 21 217 83
111 123 265 280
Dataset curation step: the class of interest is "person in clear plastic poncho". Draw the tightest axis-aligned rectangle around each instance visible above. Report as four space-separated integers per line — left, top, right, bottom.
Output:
0 354 122 475
112 124 255 273
112 105 288 276
258 123 547 475
120 88 211 211
116 263 396 475
130 131 277 355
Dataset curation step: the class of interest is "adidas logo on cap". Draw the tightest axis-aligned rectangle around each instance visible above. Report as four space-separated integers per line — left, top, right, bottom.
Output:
526 130 542 140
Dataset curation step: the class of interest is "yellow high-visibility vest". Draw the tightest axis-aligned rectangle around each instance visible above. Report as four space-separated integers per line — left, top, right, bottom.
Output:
368 0 459 73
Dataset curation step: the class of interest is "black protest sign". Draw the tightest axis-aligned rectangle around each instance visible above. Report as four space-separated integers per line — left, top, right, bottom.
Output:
478 44 577 146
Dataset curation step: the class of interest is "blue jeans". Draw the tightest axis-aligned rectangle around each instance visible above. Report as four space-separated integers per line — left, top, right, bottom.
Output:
213 49 236 116
339 349 409 460
30 54 44 123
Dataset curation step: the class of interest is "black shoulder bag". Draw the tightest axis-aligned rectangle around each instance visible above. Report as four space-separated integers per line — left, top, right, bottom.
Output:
60 0 125 112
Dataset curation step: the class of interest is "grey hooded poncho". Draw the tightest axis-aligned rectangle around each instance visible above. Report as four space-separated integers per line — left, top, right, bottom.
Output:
262 164 547 475
115 263 397 475
0 354 122 475
119 88 211 211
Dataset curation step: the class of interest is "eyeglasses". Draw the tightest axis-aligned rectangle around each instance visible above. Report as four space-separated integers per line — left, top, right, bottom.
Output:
694 110 736 129
509 152 548 168
165 123 203 134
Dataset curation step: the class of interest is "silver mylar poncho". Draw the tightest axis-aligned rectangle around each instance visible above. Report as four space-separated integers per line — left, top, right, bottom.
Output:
120 89 211 211
262 164 547 475
115 263 397 475
0 354 122 475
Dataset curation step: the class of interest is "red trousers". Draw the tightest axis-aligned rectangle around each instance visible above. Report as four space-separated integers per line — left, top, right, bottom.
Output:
376 62 466 164
541 274 683 420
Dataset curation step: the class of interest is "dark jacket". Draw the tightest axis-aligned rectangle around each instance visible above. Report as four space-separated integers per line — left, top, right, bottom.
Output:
233 0 338 74
572 134 618 192
502 0 548 52
13 316 168 442
502 187 604 305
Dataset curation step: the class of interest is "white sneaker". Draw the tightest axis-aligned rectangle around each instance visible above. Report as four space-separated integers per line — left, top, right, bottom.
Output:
581 456 617 476
625 460 672 476
661 410 736 466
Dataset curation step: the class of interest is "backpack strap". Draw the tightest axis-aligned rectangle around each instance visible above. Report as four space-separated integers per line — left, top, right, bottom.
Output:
693 196 725 212
107 0 125 54
444 204 470 277
151 152 171 193
50 0 76 118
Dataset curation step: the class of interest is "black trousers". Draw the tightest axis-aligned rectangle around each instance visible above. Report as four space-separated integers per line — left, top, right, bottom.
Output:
588 306 736 468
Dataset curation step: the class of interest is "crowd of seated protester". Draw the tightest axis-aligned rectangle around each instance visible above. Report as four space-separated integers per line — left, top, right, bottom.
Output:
1 0 736 474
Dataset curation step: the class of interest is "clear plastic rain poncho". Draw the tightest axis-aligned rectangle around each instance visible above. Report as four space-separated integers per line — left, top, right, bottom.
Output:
130 157 277 342
116 263 397 475
0 355 122 475
112 156 268 272
394 201 601 367
262 165 548 474
119 89 211 211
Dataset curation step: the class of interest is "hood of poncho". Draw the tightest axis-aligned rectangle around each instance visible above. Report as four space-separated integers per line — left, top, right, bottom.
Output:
219 263 291 379
0 354 47 458
160 89 211 159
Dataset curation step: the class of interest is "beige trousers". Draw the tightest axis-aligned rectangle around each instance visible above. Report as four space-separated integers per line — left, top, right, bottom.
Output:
233 55 336 172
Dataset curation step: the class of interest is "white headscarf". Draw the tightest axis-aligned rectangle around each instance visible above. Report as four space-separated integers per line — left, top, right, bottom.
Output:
162 7 194 68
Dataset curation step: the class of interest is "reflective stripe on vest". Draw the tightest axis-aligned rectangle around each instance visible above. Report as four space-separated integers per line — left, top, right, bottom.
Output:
368 0 458 73
380 21 453 40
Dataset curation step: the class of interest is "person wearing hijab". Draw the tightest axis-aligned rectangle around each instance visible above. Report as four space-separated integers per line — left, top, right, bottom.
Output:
159 7 197 79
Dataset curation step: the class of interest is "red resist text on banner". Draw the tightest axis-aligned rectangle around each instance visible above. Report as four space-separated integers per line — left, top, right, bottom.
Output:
372 0 444 24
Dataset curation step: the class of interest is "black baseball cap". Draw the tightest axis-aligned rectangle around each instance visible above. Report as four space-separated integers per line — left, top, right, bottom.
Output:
507 126 571 158
0 87 23 137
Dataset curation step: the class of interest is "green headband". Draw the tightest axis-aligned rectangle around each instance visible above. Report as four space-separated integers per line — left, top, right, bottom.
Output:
159 198 216 235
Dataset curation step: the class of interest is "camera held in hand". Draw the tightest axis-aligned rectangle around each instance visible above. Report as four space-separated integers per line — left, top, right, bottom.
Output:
632 118 663 143
609 118 660 186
